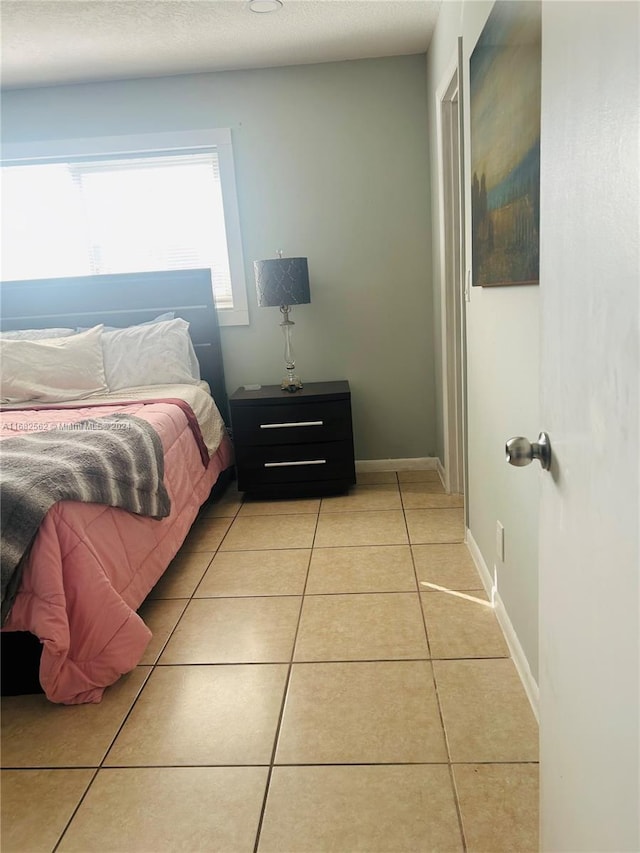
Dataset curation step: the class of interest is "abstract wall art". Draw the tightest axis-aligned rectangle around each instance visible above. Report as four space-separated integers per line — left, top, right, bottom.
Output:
470 1 541 287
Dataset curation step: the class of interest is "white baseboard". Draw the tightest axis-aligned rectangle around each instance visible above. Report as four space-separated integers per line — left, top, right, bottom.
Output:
436 457 446 489
466 529 540 722
355 457 439 472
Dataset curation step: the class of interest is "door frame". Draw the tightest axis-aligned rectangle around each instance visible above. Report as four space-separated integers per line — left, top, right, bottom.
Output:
435 40 468 505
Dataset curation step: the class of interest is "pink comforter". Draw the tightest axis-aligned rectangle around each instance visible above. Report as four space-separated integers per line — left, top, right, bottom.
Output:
0 400 233 704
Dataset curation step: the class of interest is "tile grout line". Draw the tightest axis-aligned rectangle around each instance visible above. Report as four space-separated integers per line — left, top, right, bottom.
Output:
251 503 320 853
33 758 540 771
406 495 469 852
406 509 471 845
51 766 101 853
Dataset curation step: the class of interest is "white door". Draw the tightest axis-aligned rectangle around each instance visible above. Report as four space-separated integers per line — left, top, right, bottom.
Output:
538 3 639 850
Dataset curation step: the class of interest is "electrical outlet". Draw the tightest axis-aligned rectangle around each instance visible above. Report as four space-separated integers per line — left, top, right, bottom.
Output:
496 521 505 562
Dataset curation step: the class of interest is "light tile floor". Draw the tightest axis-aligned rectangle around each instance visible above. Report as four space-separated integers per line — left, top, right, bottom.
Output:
1 470 539 853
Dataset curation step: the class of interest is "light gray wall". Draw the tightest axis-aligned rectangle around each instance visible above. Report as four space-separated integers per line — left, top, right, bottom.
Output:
1 56 435 461
426 1 540 680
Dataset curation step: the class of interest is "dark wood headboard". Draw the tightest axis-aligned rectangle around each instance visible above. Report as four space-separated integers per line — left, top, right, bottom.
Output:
0 268 229 423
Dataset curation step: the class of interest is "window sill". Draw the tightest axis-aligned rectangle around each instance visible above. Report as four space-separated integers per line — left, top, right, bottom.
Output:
218 307 249 327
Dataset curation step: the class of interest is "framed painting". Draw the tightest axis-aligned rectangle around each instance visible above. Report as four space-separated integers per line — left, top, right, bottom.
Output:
470 1 541 287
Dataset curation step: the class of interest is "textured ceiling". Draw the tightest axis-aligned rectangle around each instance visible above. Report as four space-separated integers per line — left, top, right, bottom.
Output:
0 0 441 90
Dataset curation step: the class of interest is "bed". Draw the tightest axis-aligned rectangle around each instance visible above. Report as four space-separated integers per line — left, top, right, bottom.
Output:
0 269 234 704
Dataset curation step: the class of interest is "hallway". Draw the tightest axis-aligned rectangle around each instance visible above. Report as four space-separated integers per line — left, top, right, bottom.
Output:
1 470 539 852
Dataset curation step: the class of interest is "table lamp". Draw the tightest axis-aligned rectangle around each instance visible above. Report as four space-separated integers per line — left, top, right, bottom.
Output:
254 252 311 392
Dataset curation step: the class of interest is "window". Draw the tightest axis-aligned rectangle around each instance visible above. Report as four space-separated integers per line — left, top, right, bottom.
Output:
0 129 248 325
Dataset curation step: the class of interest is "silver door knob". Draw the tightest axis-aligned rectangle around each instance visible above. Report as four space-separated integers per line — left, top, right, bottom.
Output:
505 432 552 470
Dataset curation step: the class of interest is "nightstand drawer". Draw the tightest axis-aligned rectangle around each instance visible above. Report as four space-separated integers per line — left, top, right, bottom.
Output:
235 440 355 486
232 400 351 446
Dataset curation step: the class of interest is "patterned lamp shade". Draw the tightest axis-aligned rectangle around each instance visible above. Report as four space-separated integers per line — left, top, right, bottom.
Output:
254 257 311 308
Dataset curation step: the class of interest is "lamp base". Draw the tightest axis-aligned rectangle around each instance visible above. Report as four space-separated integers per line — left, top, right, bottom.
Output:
279 309 303 392
281 374 303 392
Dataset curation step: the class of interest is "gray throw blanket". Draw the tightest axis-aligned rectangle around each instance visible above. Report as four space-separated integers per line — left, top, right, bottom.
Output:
1 413 171 624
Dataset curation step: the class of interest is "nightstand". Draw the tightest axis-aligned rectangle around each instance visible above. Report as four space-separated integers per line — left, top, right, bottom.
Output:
229 380 356 498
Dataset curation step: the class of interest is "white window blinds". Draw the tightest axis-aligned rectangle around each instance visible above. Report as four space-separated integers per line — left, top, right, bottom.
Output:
2 151 235 311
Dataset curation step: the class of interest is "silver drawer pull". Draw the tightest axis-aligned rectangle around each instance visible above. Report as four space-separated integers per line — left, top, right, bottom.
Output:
264 459 327 468
260 420 323 429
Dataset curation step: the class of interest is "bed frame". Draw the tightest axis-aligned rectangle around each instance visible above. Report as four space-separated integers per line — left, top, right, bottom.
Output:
0 267 229 423
0 268 232 695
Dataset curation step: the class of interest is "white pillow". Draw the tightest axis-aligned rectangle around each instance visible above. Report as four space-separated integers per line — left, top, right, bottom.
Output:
0 325 108 404
102 317 201 391
0 327 75 340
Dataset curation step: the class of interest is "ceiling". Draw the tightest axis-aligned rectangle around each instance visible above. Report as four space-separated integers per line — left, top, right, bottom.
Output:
0 0 441 90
